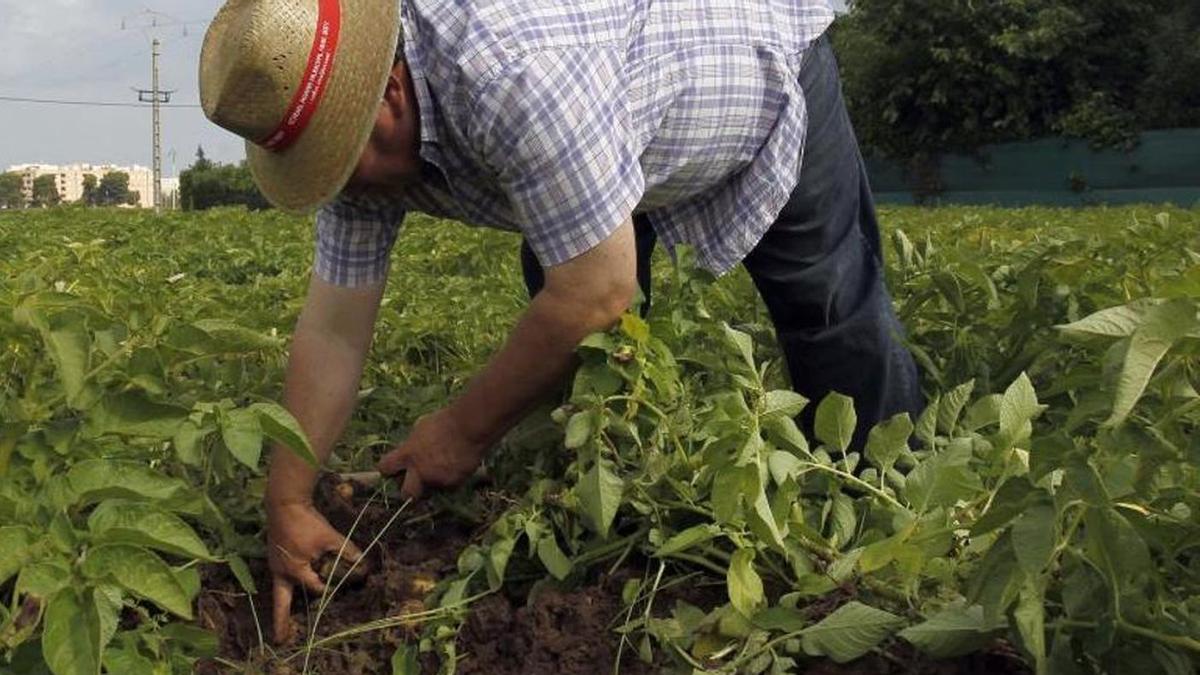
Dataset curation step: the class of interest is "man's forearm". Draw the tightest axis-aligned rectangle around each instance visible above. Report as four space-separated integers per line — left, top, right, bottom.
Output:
448 285 626 448
266 325 371 505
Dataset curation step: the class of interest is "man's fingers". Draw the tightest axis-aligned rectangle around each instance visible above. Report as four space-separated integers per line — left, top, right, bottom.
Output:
401 469 424 500
272 578 295 644
296 566 327 595
376 445 408 478
324 535 363 562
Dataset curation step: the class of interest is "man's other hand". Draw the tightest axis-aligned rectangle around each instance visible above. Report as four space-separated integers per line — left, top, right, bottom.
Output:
376 407 487 500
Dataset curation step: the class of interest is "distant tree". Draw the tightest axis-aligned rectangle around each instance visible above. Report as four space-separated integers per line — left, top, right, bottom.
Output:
80 174 99 206
0 173 23 209
97 172 131 206
832 0 1197 163
31 174 61 207
126 190 141 207
179 156 270 211
193 145 214 172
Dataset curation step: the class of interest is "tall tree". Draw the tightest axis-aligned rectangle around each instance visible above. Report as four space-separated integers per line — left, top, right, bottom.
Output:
832 0 1191 162
179 157 269 211
97 172 131 206
0 173 23 209
193 146 214 172
31 175 61 207
80 174 98 206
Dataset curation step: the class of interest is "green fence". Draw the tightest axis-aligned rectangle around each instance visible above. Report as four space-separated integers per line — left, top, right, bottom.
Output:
867 128 1200 207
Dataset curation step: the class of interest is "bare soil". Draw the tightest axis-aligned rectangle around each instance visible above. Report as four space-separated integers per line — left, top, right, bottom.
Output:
195 476 1030 674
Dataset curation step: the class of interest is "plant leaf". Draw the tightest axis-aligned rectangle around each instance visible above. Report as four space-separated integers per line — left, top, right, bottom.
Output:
87 500 213 561
999 373 1044 447
800 601 905 663
655 524 720 558
188 319 281 352
391 644 420 675
85 392 188 439
762 390 808 420
43 315 91 409
68 459 189 505
728 548 764 618
536 535 573 580
763 414 810 455
172 420 210 467
1056 299 1159 338
900 605 999 658
938 380 975 434
969 479 1037 536
42 588 103 675
564 412 593 450
251 402 318 468
721 324 757 372
0 526 37 586
1013 582 1046 672
815 393 856 452
227 554 257 595
767 450 803 486
1011 502 1057 577
915 396 939 447
748 485 787 551
576 459 623 538
865 413 913 475
753 606 807 633
904 440 982 513
81 544 194 619
220 407 263 469
1105 299 1199 427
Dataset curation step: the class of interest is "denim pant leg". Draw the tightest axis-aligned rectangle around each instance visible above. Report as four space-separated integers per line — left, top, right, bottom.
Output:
742 35 924 450
520 216 659 313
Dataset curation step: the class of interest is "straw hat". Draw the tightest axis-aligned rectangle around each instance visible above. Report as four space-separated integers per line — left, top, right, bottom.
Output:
199 0 399 213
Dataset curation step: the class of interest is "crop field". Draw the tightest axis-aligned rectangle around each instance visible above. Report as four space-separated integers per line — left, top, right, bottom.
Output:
1 204 1198 675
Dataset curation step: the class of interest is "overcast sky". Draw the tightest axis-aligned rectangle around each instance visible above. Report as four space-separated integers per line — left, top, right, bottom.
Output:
0 0 848 176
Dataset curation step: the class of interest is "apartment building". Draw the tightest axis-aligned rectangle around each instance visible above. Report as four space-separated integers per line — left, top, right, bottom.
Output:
6 163 179 209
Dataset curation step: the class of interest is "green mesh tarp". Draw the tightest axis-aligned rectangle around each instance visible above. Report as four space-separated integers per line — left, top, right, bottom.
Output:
867 129 1200 207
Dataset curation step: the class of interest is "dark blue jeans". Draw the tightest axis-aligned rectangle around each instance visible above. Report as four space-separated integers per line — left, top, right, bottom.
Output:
521 35 924 450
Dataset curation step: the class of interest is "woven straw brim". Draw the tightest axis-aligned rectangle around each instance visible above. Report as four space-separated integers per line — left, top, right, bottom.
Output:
245 0 399 214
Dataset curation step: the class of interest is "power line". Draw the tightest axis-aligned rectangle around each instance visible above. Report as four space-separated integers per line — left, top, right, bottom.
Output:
0 95 201 109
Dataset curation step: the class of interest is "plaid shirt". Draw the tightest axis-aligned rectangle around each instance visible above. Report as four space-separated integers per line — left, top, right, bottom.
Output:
315 0 836 287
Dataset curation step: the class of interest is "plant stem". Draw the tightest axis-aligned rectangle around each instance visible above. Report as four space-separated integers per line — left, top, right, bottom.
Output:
799 461 907 512
574 526 650 568
661 551 729 577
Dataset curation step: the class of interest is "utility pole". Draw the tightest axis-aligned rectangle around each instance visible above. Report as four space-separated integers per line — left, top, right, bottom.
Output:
134 39 174 214
124 9 199 214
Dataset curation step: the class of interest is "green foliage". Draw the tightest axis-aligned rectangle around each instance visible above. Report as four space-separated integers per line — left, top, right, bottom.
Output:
1 205 1198 673
832 0 1200 163
79 174 98 206
179 148 268 211
0 173 23 209
96 172 132 207
30 175 60 208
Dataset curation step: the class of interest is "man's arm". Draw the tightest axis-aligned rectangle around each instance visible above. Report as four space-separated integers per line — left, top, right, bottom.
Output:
378 217 638 495
266 273 384 643
266 274 386 505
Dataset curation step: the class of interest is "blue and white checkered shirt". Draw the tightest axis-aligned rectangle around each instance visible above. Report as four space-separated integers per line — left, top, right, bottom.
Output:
315 0 837 287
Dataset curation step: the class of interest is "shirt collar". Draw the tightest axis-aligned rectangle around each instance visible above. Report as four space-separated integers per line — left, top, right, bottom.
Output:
398 1 440 152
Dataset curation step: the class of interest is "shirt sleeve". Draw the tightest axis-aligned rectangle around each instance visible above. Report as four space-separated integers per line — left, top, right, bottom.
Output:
472 47 645 267
313 193 406 287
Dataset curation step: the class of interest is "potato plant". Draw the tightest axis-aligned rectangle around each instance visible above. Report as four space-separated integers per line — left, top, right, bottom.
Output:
1 205 1197 674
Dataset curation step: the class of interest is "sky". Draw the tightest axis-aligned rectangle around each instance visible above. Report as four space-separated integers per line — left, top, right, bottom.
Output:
0 0 849 176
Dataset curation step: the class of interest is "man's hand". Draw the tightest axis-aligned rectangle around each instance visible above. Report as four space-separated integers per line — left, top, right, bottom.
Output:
267 501 363 644
376 407 488 499
375 217 638 500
